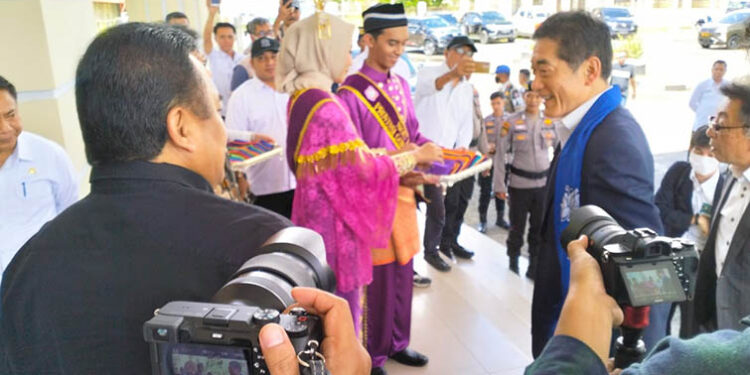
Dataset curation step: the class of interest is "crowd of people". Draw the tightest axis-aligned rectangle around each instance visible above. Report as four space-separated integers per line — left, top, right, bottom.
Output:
1 0 750 374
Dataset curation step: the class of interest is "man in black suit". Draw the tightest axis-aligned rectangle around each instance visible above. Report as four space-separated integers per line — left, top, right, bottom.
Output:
0 23 368 374
695 77 750 332
529 12 664 357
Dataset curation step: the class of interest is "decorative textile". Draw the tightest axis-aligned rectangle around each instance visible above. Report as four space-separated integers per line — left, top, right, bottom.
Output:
227 139 276 162
276 12 355 94
426 148 489 175
287 88 399 293
371 187 421 266
552 86 622 299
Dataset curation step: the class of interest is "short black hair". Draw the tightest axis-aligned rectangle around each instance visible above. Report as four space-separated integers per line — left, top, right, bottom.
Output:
367 28 385 39
714 60 727 68
165 11 188 23
519 69 531 78
246 17 269 35
213 22 236 34
533 11 613 80
490 91 505 101
690 125 711 149
75 22 211 165
0 75 17 101
170 25 200 50
720 80 750 129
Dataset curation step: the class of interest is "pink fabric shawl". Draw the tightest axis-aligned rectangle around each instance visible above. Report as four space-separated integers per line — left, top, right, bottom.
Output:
287 88 399 293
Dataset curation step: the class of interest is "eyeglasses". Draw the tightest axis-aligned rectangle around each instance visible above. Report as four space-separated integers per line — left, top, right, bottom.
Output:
453 47 474 57
708 115 750 132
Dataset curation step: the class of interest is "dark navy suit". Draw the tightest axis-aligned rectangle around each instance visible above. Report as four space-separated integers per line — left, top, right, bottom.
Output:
531 106 664 357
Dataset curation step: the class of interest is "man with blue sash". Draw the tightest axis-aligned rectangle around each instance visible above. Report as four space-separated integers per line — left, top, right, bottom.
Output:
337 4 434 375
529 12 666 358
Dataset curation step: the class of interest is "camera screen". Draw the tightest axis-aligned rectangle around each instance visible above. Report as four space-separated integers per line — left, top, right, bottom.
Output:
620 263 686 306
169 343 250 375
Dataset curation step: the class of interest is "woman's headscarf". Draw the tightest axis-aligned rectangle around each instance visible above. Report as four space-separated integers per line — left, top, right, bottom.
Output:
276 12 355 93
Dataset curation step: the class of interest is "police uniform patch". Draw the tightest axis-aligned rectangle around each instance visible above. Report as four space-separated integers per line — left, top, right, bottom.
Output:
544 118 553 126
501 121 510 136
515 134 526 141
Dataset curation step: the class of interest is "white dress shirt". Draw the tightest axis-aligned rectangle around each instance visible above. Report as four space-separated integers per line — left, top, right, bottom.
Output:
207 48 245 117
414 63 473 149
225 78 296 196
684 170 720 250
715 167 750 277
556 90 607 147
0 132 79 272
689 78 728 130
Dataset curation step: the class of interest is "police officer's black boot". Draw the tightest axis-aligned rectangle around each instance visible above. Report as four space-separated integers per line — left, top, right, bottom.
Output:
508 255 519 274
526 256 537 280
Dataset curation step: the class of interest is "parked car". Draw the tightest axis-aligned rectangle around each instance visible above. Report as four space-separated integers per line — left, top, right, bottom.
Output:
698 9 750 49
407 16 463 56
726 0 750 13
591 7 638 38
513 7 551 38
460 11 516 44
433 12 461 28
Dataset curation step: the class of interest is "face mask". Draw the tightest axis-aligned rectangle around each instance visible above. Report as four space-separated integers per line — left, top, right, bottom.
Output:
689 152 719 176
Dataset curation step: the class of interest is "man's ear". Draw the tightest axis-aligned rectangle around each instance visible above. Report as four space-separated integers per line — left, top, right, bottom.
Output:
165 106 198 153
363 33 377 49
583 56 603 86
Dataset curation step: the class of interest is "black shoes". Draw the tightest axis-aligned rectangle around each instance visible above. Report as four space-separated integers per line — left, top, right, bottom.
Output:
452 243 475 259
425 253 451 272
526 256 537 280
496 219 510 229
413 271 432 288
509 255 519 274
478 221 488 233
438 243 454 260
371 366 387 375
390 348 429 367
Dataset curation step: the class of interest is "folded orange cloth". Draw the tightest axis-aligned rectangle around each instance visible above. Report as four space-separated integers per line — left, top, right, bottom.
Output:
371 186 420 266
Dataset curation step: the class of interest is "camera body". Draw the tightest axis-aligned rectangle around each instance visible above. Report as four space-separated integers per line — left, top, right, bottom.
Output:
562 205 700 307
144 227 336 375
144 301 322 375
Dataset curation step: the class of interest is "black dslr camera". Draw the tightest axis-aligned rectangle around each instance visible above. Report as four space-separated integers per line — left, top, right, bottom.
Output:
144 227 336 375
561 205 699 307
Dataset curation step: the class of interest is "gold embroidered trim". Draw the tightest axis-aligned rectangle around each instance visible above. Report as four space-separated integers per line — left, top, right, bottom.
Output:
392 153 416 176
296 139 366 165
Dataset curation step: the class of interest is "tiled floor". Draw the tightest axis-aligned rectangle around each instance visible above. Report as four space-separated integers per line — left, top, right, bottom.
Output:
385 213 534 375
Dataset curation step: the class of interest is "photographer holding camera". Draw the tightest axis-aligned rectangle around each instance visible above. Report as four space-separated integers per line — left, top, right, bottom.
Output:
526 234 750 375
0 23 365 374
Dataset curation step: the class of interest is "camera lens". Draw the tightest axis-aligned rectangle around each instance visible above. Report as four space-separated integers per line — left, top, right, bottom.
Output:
211 227 337 312
561 205 626 257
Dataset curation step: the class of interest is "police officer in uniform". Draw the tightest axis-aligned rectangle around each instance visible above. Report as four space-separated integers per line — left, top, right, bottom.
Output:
477 91 510 233
495 64 524 114
494 90 557 278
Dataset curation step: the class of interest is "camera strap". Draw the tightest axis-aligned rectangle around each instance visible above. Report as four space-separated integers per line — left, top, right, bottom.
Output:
297 340 330 375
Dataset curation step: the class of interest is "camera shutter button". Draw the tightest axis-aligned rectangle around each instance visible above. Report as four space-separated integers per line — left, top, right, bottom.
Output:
252 308 281 325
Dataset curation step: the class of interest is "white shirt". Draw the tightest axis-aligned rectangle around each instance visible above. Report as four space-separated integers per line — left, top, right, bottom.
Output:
0 132 79 272
556 90 607 147
349 48 414 79
715 167 750 277
414 63 473 148
207 48 245 117
224 78 296 196
684 170 720 250
689 78 728 130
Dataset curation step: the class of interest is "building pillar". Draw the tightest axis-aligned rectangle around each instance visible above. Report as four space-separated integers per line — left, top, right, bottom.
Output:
0 0 98 193
126 0 207 26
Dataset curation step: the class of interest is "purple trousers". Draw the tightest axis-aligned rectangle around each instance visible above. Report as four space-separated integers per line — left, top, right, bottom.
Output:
365 260 414 368
336 287 363 338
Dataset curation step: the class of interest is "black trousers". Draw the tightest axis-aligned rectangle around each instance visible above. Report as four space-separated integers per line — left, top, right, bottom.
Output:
477 168 506 224
506 186 545 258
423 184 445 256
253 189 295 219
442 176 475 248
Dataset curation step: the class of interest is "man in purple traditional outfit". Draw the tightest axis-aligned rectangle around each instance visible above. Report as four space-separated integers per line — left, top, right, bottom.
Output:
337 3 435 375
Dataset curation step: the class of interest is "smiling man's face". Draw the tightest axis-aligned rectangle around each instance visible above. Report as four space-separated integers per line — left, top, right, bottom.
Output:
530 38 593 119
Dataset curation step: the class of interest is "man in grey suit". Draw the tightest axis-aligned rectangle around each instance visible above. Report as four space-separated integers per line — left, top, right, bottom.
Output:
695 75 750 332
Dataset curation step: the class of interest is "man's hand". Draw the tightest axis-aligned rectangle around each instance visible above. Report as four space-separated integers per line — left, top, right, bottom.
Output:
555 235 624 365
277 1 294 22
413 143 443 165
481 169 491 177
252 132 276 144
206 0 219 14
697 214 710 236
400 171 439 187
454 56 475 78
495 192 507 200
259 288 371 375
